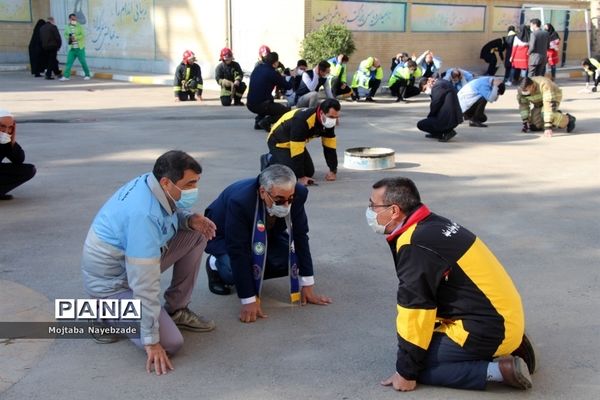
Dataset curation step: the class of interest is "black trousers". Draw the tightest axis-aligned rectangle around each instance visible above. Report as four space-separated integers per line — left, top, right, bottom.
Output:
0 163 36 196
220 82 247 106
417 118 456 137
247 100 290 125
268 144 314 178
177 91 196 101
44 47 61 77
389 79 420 99
332 80 352 97
503 61 512 81
463 97 488 123
483 55 498 76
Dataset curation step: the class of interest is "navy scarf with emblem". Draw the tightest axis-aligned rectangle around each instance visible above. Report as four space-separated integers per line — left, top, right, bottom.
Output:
251 195 300 303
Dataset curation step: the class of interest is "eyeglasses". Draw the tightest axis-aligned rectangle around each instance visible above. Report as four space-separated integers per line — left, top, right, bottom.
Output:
266 191 294 206
368 199 392 210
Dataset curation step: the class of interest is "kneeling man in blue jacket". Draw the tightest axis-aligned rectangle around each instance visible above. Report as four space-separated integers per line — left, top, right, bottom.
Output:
204 164 331 323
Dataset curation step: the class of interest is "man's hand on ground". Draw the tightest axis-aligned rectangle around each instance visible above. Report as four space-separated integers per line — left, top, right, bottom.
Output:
325 171 336 181
188 214 216 239
300 285 332 306
239 302 268 323
544 128 553 137
381 372 417 392
144 343 174 376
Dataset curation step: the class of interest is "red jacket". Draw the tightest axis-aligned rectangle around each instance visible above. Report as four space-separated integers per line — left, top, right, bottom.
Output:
547 39 560 66
511 44 529 69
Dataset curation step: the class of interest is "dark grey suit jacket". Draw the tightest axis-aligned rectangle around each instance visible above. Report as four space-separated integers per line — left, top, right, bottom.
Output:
528 29 549 65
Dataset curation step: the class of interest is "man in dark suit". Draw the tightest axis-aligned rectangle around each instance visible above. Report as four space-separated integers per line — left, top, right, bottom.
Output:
416 78 463 142
203 164 331 323
528 18 549 77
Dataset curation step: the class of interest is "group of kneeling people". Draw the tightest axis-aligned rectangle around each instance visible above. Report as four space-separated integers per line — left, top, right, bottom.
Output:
81 148 537 392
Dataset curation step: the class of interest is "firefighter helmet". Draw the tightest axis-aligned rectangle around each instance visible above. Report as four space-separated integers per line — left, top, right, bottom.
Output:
182 50 196 64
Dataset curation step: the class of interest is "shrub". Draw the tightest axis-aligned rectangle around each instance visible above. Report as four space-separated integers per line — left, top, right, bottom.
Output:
300 24 356 65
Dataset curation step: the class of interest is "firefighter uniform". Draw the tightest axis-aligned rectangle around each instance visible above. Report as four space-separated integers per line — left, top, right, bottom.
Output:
174 62 203 101
267 107 337 179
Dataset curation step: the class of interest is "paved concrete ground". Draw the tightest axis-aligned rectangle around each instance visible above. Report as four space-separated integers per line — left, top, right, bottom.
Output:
0 71 599 400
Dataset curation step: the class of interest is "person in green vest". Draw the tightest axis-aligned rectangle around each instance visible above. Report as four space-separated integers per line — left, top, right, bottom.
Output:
59 13 91 81
350 56 383 102
328 54 352 98
388 60 423 102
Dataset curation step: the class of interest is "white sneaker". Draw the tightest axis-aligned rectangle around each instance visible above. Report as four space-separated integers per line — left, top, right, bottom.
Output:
83 76 91 81
505 81 513 87
59 77 70 81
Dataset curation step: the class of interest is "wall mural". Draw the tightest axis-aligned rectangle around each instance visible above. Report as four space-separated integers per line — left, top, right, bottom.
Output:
410 3 485 32
0 0 32 22
311 0 406 32
52 0 155 59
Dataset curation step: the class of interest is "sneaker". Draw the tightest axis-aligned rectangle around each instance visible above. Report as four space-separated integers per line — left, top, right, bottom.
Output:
566 114 576 133
170 307 215 332
233 100 245 106
59 77 70 81
365 97 376 102
258 116 271 132
83 76 91 81
505 80 513 87
90 321 121 344
439 130 457 142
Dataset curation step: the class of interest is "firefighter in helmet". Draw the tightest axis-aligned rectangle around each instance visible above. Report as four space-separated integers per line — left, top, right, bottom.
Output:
174 50 203 102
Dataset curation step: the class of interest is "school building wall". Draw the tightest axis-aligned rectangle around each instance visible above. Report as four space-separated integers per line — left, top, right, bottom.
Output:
0 0 591 78
305 0 590 81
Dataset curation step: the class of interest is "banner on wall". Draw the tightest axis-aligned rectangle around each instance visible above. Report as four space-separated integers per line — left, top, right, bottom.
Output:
311 0 406 32
411 4 486 32
492 7 520 32
54 0 155 59
0 0 32 22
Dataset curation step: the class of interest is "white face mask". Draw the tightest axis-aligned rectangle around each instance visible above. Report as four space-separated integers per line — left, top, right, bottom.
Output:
70 20 77 25
322 115 336 129
267 204 291 218
365 207 392 234
521 91 530 96
0 131 11 144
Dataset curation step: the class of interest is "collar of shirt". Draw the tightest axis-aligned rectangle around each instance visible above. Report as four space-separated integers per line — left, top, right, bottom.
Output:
147 173 175 215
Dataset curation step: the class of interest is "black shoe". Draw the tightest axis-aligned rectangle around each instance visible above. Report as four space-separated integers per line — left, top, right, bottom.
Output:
511 333 537 375
34 74 42 77
351 94 358 101
206 258 231 295
425 134 440 139
592 87 597 93
45 76 55 80
439 130 457 142
0 194 14 200
234 100 244 106
258 116 271 132
254 122 263 130
469 121 488 128
566 114 576 133
481 114 488 123
260 153 271 171
365 97 375 102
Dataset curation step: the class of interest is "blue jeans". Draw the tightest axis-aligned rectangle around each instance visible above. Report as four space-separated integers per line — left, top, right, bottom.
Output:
213 233 289 284
418 333 490 390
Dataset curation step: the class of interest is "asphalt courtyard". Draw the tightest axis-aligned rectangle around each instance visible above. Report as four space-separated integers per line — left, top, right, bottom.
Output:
0 71 599 400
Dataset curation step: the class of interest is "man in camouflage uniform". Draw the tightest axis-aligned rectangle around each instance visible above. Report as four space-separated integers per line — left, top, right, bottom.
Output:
517 77 575 137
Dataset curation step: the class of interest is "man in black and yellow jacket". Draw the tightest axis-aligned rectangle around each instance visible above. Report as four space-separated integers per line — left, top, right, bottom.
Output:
265 99 340 186
367 177 535 392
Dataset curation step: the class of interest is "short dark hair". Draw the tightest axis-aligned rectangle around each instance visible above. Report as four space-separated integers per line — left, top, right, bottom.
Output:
530 18 541 27
582 58 594 69
341 54 349 63
372 177 421 214
297 59 308 68
507 25 516 32
68 13 76 19
152 150 202 183
520 77 534 91
320 98 341 113
318 60 331 72
406 60 417 69
497 82 506 95
264 52 279 66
